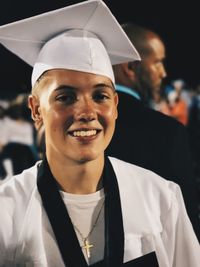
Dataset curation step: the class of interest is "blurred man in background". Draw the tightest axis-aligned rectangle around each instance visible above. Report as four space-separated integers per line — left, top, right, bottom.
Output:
107 22 200 240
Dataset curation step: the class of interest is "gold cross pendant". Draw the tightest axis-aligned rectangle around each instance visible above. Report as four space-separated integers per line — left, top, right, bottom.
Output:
82 238 93 259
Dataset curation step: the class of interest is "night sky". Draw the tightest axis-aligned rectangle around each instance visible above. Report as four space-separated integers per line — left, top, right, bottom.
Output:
0 0 199 99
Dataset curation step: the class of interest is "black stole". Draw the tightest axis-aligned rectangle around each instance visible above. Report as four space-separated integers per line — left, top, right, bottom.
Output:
37 156 124 267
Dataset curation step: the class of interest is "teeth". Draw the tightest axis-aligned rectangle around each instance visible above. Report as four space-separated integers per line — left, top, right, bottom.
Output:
72 130 97 137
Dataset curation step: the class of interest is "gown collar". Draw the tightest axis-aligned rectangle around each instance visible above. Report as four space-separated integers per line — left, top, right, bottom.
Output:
37 156 124 267
115 84 141 100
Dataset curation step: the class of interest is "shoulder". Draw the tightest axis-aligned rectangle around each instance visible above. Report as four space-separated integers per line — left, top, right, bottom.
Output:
109 156 165 181
108 156 180 208
142 104 185 131
0 162 40 253
0 162 40 218
0 161 39 197
117 92 185 132
108 157 185 233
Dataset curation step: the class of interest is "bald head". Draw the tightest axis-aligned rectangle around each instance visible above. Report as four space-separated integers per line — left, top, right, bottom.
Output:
121 22 162 59
113 22 166 103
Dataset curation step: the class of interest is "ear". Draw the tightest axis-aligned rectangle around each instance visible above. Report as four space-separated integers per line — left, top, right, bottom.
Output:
114 92 119 120
28 95 43 130
121 62 136 81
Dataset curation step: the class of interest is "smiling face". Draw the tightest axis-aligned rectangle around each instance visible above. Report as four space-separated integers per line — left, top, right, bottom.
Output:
29 69 118 165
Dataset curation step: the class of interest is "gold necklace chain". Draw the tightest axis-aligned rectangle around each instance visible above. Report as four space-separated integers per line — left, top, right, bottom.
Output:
71 199 105 259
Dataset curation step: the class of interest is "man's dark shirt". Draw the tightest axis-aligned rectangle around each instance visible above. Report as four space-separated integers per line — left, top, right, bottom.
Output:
107 88 200 241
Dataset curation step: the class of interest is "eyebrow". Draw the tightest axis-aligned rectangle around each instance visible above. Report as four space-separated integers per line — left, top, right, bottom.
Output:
54 85 76 92
54 83 115 92
95 83 115 91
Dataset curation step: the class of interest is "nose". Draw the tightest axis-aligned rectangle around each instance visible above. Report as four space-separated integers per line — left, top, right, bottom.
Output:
74 98 97 122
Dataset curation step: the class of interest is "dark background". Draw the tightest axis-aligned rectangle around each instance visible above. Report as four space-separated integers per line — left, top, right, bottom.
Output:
0 0 199 99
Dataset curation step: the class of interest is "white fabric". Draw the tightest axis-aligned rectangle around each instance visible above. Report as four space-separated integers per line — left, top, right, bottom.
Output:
61 189 105 265
32 30 115 86
2 159 13 178
0 117 33 146
0 0 141 87
0 119 6 146
0 157 199 266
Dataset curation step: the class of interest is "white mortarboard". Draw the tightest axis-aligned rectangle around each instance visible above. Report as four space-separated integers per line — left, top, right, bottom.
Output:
0 0 140 86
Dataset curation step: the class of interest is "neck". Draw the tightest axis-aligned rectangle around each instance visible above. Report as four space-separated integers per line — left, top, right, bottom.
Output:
46 154 104 194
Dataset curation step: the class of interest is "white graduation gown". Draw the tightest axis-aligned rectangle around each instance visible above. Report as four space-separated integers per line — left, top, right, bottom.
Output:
0 157 199 266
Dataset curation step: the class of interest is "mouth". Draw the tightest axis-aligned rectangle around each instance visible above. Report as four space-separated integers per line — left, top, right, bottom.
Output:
68 129 101 137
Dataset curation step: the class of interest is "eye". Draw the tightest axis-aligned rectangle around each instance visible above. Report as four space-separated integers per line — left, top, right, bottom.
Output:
155 60 164 68
93 91 110 102
55 93 77 104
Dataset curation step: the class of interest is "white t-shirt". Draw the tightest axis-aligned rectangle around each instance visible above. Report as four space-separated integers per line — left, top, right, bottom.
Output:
61 189 105 265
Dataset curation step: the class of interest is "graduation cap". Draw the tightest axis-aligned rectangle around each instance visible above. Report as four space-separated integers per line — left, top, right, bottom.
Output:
0 0 140 86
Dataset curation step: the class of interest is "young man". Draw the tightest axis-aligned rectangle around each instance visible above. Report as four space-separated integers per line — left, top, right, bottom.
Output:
0 1 199 266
